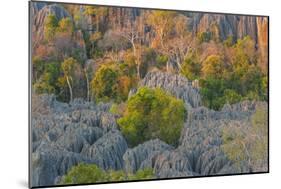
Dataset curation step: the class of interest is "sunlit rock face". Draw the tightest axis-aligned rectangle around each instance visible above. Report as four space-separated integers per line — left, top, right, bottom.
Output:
129 71 202 108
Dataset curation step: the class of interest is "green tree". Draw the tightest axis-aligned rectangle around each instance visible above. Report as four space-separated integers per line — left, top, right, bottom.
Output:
60 163 154 184
223 89 242 104
57 17 73 33
128 168 154 180
233 36 257 67
91 64 119 102
200 77 225 110
197 31 211 43
223 35 234 47
33 62 60 94
202 55 225 79
181 53 201 80
147 10 176 48
118 87 186 147
44 14 59 41
60 163 106 184
83 6 108 32
61 57 78 102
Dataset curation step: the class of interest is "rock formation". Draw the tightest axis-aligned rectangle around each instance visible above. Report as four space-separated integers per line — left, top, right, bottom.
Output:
31 3 87 61
130 71 202 108
31 94 126 186
30 2 268 186
31 70 267 187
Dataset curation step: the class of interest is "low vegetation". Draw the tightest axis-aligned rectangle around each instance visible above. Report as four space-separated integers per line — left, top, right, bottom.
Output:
222 105 268 171
60 163 154 184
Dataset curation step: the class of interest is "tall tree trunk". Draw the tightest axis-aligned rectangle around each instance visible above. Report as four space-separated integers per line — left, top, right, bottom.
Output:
137 61 141 79
96 15 99 32
84 68 90 101
66 76 73 102
166 60 169 72
176 54 183 71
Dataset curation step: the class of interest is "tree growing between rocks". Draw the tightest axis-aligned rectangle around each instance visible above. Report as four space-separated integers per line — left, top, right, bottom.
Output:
118 87 186 147
222 105 268 171
60 163 154 184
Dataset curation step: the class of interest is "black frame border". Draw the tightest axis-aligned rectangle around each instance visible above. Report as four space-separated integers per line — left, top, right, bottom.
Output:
28 0 270 188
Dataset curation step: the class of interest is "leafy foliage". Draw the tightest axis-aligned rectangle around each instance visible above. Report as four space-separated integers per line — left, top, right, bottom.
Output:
199 36 267 110
33 61 60 94
197 31 212 43
44 14 59 41
222 105 268 171
60 163 106 184
91 64 119 102
118 87 186 147
35 5 268 113
60 163 154 184
181 53 201 80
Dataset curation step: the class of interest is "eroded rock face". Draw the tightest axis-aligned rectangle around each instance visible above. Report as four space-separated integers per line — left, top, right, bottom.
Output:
32 143 94 187
187 13 268 49
31 3 87 61
81 130 128 170
31 94 126 186
121 98 267 178
186 13 268 72
32 4 70 41
123 139 173 173
130 72 201 108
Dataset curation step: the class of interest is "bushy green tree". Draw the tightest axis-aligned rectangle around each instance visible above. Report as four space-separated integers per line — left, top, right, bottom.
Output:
202 55 225 79
118 87 186 147
223 89 242 105
223 35 234 47
181 53 201 80
57 17 73 33
60 163 106 184
197 31 212 43
156 55 168 69
33 62 60 94
44 14 59 41
128 168 154 180
200 77 225 110
91 64 119 102
60 163 154 184
32 56 46 81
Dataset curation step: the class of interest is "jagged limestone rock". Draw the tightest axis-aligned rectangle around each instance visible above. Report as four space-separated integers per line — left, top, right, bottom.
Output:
31 94 121 186
31 3 87 61
130 72 201 108
123 139 173 173
81 130 128 170
31 142 94 187
153 149 194 178
31 93 267 186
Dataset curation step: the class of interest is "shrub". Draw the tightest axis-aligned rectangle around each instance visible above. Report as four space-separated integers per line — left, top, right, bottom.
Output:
181 54 201 80
223 89 242 104
197 31 212 43
118 87 186 147
222 105 268 171
60 163 154 184
91 64 119 102
60 163 106 184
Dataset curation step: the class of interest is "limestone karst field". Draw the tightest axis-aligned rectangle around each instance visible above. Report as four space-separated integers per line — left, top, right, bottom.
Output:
30 1 269 187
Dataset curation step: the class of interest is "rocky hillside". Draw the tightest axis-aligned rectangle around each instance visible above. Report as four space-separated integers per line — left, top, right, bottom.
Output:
31 72 267 187
187 13 268 51
31 3 268 64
